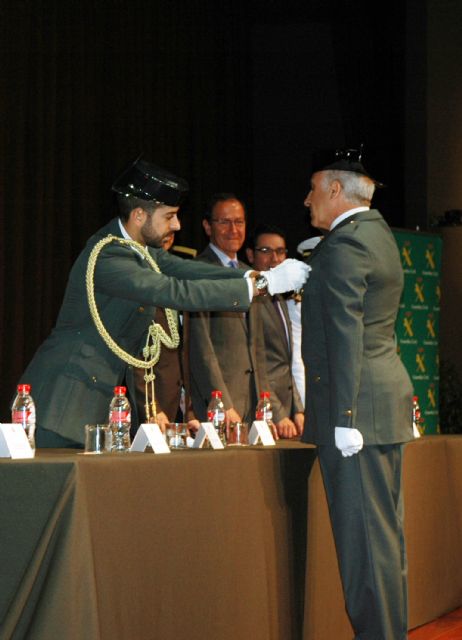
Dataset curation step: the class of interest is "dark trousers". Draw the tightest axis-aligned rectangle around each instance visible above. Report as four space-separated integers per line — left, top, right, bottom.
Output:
36 425 83 449
318 444 408 640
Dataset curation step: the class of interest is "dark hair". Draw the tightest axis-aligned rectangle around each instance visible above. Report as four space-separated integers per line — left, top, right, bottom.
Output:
247 223 287 250
117 194 161 221
203 192 246 222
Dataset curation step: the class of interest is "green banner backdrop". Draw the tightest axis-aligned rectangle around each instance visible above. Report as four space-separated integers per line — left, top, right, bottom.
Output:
393 230 442 434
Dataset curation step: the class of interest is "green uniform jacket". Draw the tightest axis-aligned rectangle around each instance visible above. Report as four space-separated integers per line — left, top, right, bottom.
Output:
301 209 414 446
19 218 250 443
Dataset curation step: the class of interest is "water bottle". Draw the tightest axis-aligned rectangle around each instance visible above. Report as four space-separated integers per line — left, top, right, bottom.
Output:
11 383 36 449
255 391 274 428
412 395 423 437
108 386 131 452
207 390 226 445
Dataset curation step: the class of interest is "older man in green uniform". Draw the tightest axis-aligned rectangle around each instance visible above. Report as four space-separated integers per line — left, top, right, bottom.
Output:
18 157 309 447
301 149 415 639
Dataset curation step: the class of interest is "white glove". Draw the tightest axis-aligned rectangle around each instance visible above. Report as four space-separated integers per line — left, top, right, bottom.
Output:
335 427 364 457
262 259 311 295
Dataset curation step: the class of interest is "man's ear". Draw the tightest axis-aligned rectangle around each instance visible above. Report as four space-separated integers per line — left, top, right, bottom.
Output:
330 180 342 199
202 218 212 238
245 248 254 265
129 207 146 227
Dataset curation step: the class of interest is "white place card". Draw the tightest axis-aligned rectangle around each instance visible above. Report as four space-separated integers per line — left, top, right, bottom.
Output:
248 421 276 446
191 422 225 449
0 424 35 459
130 423 171 454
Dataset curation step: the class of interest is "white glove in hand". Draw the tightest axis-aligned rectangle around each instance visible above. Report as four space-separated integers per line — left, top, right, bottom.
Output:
335 426 364 457
262 259 311 295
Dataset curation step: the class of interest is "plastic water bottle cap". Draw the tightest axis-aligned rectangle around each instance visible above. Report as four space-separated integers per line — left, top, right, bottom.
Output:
114 386 127 395
17 384 31 394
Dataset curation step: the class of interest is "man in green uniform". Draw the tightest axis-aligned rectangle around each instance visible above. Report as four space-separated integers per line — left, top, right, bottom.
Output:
18 157 309 447
301 149 415 639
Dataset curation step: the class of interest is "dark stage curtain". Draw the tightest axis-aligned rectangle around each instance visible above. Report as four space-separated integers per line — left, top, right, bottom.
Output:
0 0 409 419
0 1 254 417
330 1 407 225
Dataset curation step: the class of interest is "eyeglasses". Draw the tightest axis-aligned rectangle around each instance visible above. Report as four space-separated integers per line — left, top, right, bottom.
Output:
211 218 246 227
255 247 288 256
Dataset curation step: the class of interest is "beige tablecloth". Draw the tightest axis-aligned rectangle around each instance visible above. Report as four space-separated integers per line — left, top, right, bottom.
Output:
1 436 462 640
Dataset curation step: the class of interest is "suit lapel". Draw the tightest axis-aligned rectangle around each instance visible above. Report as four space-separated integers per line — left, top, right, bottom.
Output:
201 244 222 265
276 295 292 357
199 245 248 333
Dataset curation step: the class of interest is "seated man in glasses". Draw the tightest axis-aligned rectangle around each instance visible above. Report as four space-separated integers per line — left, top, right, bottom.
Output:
188 193 271 428
246 224 304 438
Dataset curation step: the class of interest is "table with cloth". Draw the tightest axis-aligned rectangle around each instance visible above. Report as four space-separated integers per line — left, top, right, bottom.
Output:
1 437 462 640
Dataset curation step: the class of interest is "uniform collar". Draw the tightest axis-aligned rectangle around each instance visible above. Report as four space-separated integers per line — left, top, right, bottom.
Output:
330 207 369 230
118 218 146 259
209 243 238 267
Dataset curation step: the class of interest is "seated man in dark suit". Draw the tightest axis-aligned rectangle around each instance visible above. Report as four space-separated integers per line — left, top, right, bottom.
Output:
188 194 270 426
246 224 304 438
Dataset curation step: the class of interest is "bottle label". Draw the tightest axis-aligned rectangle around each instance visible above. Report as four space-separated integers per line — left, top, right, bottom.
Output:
207 410 225 424
12 409 31 425
256 409 272 421
110 409 130 423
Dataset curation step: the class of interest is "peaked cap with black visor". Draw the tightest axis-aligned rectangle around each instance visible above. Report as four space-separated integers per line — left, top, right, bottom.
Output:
112 155 189 206
312 146 385 188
